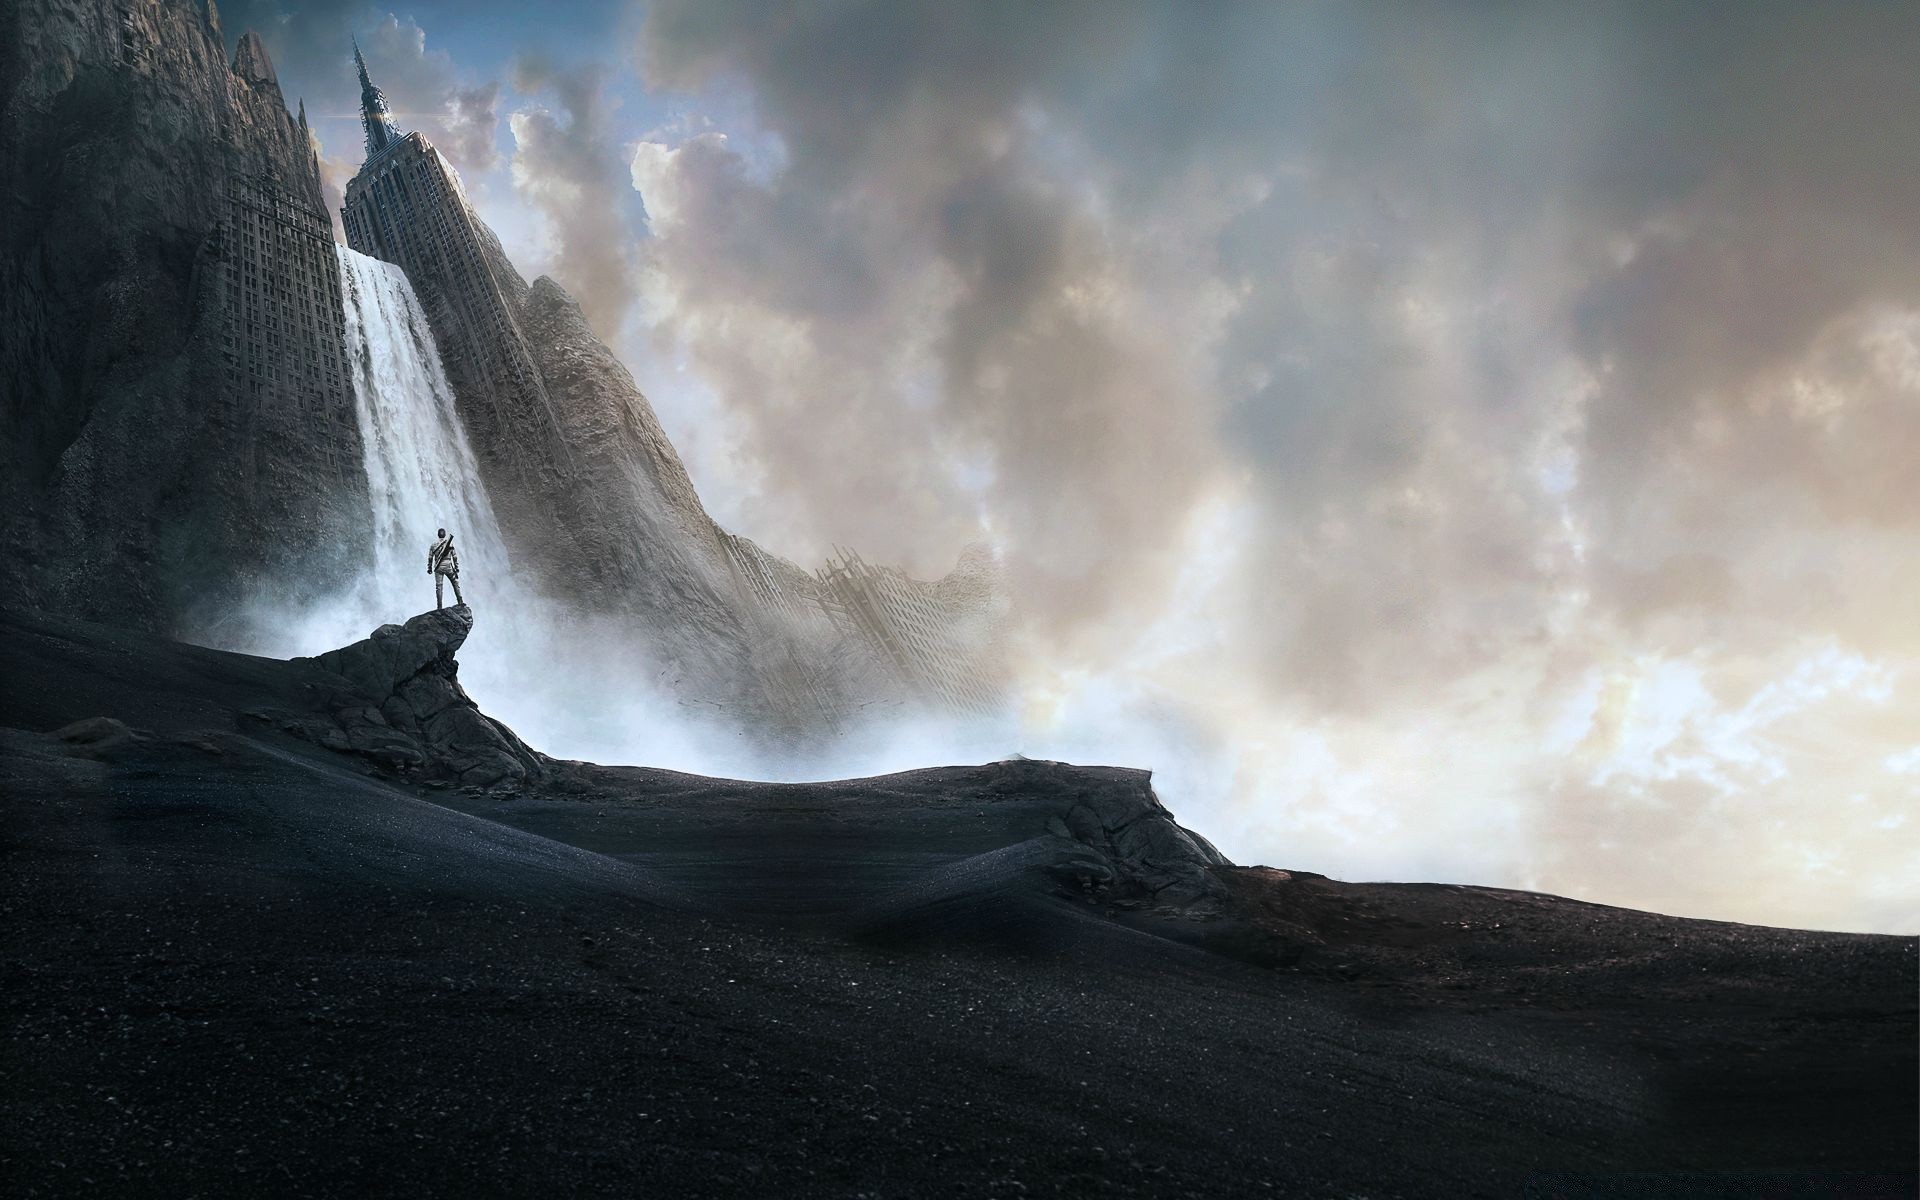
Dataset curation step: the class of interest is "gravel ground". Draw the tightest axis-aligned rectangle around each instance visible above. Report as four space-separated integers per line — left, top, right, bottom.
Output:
2 611 1914 1198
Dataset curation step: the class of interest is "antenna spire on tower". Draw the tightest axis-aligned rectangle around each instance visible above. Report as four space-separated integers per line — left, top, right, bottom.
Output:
352 37 402 159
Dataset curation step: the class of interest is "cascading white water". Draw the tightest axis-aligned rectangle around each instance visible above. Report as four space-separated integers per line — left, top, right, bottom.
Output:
325 246 753 773
335 245 511 603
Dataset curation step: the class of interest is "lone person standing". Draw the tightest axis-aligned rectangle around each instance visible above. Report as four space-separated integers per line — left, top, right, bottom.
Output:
428 527 463 608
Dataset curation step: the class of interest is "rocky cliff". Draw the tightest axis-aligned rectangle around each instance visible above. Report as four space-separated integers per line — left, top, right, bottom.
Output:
0 0 370 633
283 604 544 789
493 246 767 703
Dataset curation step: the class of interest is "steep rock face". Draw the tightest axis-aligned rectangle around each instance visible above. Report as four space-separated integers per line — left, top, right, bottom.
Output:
0 0 369 632
291 605 543 789
514 274 760 696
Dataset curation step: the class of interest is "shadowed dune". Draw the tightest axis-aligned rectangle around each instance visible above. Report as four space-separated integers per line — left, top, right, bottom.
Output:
2 606 1913 1197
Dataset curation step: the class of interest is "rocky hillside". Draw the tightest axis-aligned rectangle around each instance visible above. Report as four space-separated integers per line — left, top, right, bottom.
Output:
0 0 370 632
1 603 1912 1196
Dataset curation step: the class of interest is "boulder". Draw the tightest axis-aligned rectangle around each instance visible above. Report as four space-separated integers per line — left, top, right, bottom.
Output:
986 758 1233 912
294 606 543 788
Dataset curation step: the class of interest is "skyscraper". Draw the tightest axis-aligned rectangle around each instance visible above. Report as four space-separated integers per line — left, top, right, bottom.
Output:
221 168 355 468
341 47 575 535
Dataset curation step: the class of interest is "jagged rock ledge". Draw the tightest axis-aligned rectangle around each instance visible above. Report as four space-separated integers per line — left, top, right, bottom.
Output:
232 606 1236 917
1036 760 1233 906
246 608 1234 919
250 605 543 789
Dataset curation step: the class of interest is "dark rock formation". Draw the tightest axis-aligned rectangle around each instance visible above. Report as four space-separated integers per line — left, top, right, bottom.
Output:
286 605 543 789
0 0 370 634
265 607 1230 912
1035 760 1233 908
4 603 1913 1197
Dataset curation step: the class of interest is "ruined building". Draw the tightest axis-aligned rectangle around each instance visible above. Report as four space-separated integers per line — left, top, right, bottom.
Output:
2 2 370 632
221 170 356 471
816 547 1007 719
721 537 1008 722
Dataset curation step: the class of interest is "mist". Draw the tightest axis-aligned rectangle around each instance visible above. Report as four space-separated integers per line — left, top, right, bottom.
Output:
199 0 1920 935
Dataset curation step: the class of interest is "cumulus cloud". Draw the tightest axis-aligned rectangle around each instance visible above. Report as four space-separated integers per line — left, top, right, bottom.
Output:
630 5 1237 647
629 0 1920 930
443 82 504 172
508 57 644 340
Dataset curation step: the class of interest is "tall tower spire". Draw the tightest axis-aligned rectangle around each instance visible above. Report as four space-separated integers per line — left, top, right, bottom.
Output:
352 38 401 158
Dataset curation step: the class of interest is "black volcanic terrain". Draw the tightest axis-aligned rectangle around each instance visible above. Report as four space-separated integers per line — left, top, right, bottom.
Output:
2 607 1914 1198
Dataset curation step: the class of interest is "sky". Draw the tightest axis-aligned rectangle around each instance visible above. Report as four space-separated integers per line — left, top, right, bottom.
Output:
221 0 1920 934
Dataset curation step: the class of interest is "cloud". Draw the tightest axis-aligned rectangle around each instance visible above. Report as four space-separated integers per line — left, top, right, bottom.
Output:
444 82 504 172
216 6 503 179
507 57 643 339
629 0 1920 930
630 3 1234 646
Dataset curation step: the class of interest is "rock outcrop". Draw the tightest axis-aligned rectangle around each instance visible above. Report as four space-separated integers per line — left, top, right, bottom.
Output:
277 613 1229 913
833 760 1237 944
1028 761 1234 909
270 605 543 789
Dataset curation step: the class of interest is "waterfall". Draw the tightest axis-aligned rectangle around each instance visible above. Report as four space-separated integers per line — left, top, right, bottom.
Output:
335 244 511 605
235 245 757 775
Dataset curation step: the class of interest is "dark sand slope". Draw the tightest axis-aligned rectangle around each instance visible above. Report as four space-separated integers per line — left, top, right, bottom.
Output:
2 608 1914 1198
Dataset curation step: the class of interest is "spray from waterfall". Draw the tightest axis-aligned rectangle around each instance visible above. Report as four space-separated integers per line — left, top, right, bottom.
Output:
220 248 759 774
222 251 1221 825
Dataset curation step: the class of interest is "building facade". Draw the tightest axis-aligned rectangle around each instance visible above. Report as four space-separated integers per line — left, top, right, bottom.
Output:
339 45 570 485
219 172 356 465
815 547 1006 718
